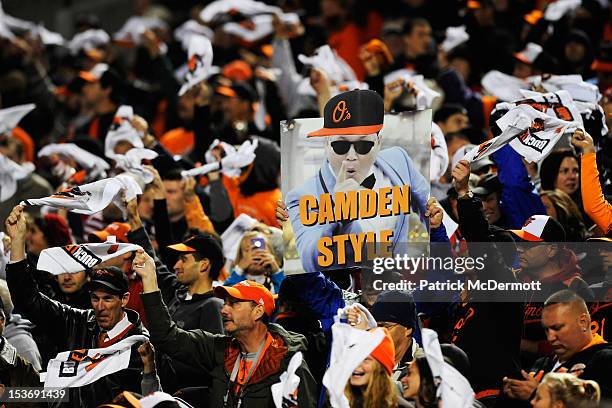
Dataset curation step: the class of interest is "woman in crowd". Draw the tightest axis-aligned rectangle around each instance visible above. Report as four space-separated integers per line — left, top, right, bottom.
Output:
531 372 600 408
225 230 285 293
540 189 587 242
344 328 398 408
540 149 582 210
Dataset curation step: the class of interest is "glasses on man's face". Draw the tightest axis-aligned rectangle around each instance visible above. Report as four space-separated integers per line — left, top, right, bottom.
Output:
330 140 376 155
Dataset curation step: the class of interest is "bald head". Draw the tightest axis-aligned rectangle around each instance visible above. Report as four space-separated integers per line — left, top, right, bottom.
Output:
544 289 590 316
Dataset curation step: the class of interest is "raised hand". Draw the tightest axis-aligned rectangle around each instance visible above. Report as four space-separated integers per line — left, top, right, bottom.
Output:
138 341 156 374
571 128 595 154
4 205 27 262
145 165 166 200
425 197 444 229
452 160 471 197
334 161 362 194
132 249 158 293
275 200 288 224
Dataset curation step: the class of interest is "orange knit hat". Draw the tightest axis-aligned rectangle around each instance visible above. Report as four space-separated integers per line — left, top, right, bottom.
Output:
369 328 395 375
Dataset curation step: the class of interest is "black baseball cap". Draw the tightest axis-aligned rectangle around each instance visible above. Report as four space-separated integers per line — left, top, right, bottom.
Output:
167 233 225 276
307 89 384 137
90 266 129 295
215 81 257 103
472 173 501 197
371 290 417 329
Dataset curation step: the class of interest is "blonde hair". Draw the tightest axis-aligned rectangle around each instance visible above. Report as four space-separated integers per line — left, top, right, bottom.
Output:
344 358 398 408
542 373 600 408
234 231 279 266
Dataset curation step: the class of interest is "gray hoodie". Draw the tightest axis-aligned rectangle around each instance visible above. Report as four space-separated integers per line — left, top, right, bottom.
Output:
4 314 42 371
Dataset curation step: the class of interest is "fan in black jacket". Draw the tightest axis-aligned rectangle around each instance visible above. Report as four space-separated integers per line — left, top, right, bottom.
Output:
4 205 147 408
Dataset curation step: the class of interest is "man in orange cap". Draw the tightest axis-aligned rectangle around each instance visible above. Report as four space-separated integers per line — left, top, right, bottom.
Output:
132 249 317 407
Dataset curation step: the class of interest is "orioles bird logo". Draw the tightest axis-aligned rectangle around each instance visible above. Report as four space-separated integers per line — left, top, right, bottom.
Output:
522 216 536 227
332 100 351 123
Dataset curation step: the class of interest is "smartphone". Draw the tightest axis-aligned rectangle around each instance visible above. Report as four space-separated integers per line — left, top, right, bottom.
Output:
251 237 266 250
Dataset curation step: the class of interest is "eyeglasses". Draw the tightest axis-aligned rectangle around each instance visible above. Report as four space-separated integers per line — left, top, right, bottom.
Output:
330 140 376 155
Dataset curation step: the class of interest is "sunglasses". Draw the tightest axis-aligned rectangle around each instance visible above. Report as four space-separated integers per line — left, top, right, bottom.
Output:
330 140 376 155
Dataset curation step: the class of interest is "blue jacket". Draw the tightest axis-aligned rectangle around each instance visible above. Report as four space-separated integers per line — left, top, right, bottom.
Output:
223 268 285 294
492 145 547 229
286 147 430 273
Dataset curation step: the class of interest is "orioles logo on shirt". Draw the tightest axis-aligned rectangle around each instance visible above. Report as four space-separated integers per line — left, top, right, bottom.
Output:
332 100 351 123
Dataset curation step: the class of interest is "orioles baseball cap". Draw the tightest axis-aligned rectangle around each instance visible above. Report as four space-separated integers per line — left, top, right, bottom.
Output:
307 89 384 137
90 266 129 295
369 327 395 375
89 222 131 243
214 280 275 316
509 215 566 242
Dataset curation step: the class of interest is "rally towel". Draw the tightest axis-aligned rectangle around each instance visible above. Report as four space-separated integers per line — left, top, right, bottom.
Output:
22 178 124 214
0 154 34 202
299 45 357 86
271 351 302 408
494 90 583 126
323 316 385 408
37 237 142 274
104 105 144 158
464 105 578 164
422 328 474 408
42 335 147 388
179 35 214 96
183 139 258 178
383 72 440 110
38 143 110 180
108 148 158 184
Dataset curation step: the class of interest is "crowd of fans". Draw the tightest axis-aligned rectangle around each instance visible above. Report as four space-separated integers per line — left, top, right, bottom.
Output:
0 0 611 407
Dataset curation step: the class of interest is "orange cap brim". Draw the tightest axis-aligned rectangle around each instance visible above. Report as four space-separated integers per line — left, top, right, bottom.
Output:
216 86 237 98
513 53 532 65
307 124 383 137
78 71 98 82
591 60 612 72
167 243 197 252
214 285 247 301
89 231 109 242
508 230 543 242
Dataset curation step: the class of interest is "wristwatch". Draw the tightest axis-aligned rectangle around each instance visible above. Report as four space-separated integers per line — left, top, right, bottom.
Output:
457 191 473 200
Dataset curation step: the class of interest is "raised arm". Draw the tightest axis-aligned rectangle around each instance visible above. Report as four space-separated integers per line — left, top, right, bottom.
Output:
572 129 612 233
4 205 86 347
133 249 220 371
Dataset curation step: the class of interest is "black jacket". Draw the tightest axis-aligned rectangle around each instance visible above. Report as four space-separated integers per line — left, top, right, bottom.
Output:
531 342 612 400
452 196 523 400
128 226 223 389
6 259 147 408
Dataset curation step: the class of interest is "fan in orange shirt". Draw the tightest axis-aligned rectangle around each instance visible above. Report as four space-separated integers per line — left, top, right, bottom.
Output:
222 137 281 228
